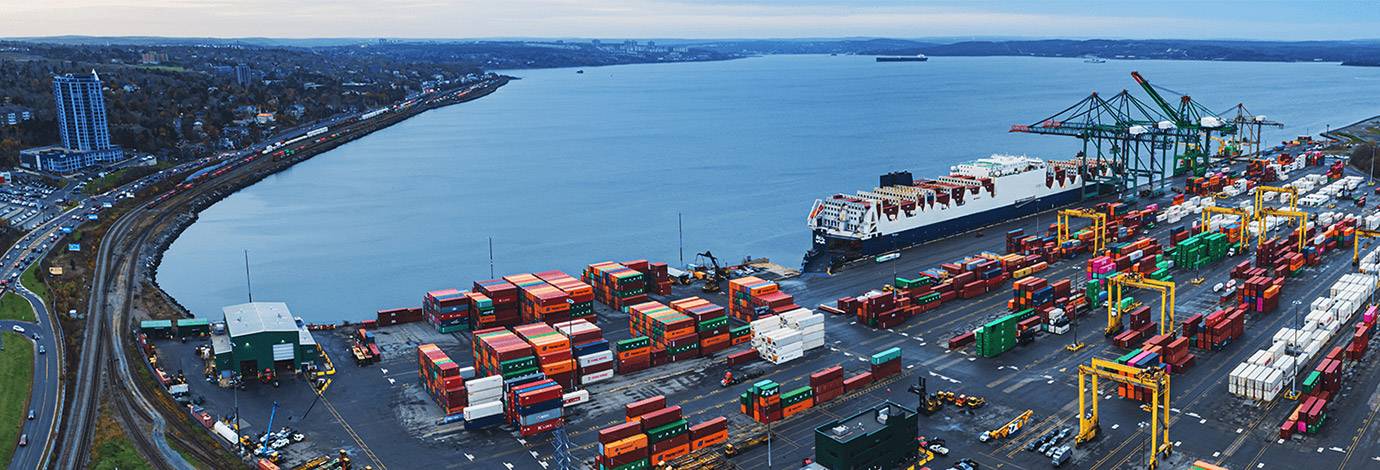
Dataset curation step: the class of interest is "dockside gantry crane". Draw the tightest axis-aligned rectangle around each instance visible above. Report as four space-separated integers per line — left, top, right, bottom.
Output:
1076 358 1172 470
1106 272 1176 337
1222 103 1283 160
1057 208 1108 254
1256 207 1309 251
1131 71 1238 177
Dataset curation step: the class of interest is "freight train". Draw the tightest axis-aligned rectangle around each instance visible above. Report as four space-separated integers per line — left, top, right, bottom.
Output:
148 78 503 209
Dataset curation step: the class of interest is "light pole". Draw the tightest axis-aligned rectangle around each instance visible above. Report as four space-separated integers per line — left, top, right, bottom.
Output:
1290 299 1302 398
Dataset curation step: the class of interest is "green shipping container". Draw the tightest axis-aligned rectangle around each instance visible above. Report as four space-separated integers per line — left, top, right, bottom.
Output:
730 325 752 338
647 419 689 443
600 458 650 470
500 356 538 374
616 336 651 352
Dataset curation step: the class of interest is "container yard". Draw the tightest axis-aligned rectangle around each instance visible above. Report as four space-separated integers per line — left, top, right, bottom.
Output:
126 75 1380 470
132 154 1380 470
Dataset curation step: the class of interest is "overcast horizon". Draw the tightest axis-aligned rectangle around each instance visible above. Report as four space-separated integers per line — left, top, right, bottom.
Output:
3 1 1378 41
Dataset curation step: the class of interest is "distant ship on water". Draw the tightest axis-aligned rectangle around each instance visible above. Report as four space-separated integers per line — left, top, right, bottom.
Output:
876 54 928 62
1084 56 1107 63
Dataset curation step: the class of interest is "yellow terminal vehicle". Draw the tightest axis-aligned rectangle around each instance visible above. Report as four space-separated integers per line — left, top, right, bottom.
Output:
978 409 1033 442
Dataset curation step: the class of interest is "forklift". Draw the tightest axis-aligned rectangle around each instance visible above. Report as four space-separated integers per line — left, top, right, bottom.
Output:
907 376 944 415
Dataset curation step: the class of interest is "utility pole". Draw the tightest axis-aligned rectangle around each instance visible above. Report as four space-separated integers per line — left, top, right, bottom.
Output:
488 237 494 279
678 212 684 267
243 250 253 302
1370 143 1376 186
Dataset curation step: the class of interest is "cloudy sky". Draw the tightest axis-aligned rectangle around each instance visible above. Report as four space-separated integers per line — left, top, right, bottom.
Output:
4 0 1377 40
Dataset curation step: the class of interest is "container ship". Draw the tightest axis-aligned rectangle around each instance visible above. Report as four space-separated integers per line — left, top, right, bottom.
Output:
875 54 928 62
805 154 1106 269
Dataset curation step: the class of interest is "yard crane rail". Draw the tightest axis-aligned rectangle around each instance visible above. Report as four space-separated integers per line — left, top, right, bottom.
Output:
1199 205 1252 252
1057 209 1109 254
1106 272 1176 337
1255 207 1309 251
1076 358 1172 470
1353 229 1380 267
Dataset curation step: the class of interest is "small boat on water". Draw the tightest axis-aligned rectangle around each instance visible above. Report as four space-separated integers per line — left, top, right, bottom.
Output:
1084 57 1107 63
576 70 584 74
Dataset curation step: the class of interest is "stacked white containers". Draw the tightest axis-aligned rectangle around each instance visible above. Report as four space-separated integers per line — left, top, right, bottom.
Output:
1359 243 1380 274
782 308 826 351
751 308 826 364
463 374 504 423
1229 273 1377 401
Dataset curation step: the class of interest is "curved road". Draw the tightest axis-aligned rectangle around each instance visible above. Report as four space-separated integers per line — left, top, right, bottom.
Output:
1 288 58 470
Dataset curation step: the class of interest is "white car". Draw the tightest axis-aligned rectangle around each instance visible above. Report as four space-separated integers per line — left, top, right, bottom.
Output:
11 325 24 333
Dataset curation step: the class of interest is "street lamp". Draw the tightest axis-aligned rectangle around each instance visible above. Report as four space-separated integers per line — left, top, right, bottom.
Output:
1289 299 1302 399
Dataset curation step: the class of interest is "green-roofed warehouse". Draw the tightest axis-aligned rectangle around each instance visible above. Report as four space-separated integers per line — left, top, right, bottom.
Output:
211 302 319 375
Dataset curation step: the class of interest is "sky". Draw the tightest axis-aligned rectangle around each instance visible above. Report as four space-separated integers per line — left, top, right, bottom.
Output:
3 0 1378 41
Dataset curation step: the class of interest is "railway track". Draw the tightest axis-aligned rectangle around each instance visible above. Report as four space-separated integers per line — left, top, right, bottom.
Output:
53 80 509 468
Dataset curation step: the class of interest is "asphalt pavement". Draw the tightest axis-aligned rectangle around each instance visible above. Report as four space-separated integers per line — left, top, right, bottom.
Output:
1 288 59 470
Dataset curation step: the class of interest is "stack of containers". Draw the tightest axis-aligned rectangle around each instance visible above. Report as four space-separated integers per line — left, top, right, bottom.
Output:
753 318 802 364
630 404 690 465
625 260 674 296
847 290 902 328
780 385 815 418
375 307 423 326
506 378 564 437
463 374 504 429
585 261 649 310
781 308 826 351
423 288 471 333
688 417 728 452
474 279 523 327
1238 276 1283 314
552 319 614 385
670 297 731 355
514 323 578 389
536 270 596 319
614 336 653 373
810 366 845 404
729 324 753 346
465 292 497 330
472 327 538 379
1185 306 1247 350
974 310 1036 357
629 301 700 361
1231 273 1376 402
727 277 796 322
741 380 782 424
870 347 902 379
416 344 466 416
503 273 565 324
522 280 574 324
598 421 650 470
1010 277 1053 312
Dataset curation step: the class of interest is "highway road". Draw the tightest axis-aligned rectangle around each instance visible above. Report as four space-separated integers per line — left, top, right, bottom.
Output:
1 169 171 470
0 289 58 470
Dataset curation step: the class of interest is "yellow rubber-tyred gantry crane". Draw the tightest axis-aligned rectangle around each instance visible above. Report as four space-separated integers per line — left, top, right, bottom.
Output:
1105 272 1176 337
1076 358 1172 470
1057 209 1108 254
1199 205 1252 252
1353 229 1380 267
1253 185 1298 213
1256 207 1308 252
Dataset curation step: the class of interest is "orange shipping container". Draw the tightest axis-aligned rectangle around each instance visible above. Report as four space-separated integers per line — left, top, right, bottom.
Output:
691 430 729 451
603 434 648 458
650 444 690 464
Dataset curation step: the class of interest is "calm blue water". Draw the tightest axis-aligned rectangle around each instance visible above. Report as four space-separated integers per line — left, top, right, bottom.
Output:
158 55 1380 322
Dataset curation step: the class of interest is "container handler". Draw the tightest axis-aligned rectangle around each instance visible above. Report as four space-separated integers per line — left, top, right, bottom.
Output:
978 410 1033 442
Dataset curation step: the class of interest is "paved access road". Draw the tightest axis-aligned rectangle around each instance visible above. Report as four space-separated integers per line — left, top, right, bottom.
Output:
0 288 59 470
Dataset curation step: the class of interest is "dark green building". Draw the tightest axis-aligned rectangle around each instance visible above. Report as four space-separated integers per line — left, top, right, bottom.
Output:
814 401 917 470
212 302 319 374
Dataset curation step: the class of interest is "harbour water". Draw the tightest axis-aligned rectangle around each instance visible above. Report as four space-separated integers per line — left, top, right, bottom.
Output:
158 55 1380 322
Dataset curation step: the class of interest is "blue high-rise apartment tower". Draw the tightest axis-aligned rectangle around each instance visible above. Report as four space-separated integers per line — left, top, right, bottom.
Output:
22 70 124 173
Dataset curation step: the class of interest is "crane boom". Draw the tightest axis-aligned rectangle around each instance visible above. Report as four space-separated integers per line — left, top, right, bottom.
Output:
1131 71 1182 126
